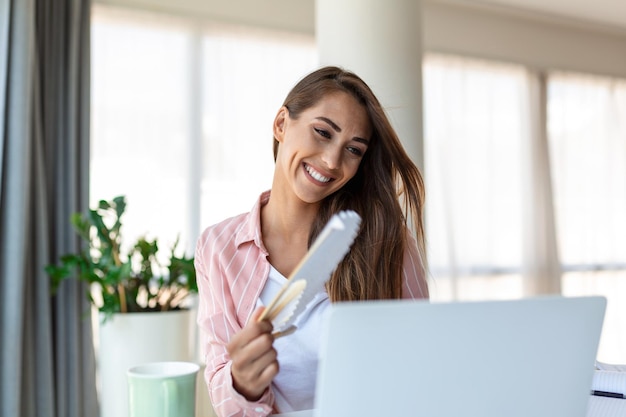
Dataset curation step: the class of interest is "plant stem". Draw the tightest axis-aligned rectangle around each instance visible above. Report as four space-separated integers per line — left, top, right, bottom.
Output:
118 283 127 313
169 288 189 309
111 240 127 313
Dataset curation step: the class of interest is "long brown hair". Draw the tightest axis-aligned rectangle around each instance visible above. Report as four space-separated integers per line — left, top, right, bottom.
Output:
274 66 426 302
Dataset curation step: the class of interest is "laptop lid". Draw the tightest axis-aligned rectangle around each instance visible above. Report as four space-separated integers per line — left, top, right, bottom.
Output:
313 296 606 417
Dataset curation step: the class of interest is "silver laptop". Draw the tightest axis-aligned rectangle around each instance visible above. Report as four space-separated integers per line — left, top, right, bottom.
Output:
312 296 606 417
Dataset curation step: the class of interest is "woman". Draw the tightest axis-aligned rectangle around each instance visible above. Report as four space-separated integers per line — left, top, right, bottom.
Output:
195 66 429 417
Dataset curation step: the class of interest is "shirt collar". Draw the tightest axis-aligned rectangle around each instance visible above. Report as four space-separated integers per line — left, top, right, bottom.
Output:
235 190 271 251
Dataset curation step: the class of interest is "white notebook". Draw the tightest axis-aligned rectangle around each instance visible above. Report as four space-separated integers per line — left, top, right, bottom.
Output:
312 296 606 417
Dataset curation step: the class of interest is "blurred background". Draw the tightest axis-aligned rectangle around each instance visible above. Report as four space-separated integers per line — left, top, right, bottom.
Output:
3 1 626 416
91 0 626 363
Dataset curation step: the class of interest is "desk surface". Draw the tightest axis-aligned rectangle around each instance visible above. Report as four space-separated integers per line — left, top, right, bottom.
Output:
271 397 626 417
271 410 313 417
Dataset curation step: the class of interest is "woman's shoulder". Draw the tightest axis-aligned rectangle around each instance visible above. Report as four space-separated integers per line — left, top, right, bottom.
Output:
195 213 252 262
196 191 269 259
199 191 268 241
199 212 249 241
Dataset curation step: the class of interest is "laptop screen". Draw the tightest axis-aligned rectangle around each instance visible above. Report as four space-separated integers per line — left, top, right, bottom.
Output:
313 296 606 417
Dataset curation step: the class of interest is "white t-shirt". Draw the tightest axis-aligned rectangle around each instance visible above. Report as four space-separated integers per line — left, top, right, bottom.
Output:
256 266 330 413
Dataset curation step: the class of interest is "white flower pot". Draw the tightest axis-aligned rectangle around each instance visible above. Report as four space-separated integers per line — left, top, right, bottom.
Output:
97 310 195 417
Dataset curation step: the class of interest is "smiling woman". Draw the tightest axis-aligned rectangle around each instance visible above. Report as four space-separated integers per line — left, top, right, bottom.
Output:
195 66 429 417
271 91 370 207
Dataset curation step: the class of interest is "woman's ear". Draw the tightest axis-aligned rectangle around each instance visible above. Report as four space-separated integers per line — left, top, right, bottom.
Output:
273 106 288 143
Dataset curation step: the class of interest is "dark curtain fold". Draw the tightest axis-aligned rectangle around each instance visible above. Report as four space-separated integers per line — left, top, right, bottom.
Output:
0 1 98 417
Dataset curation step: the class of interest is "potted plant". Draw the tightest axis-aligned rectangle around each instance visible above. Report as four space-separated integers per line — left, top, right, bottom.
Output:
46 196 199 417
46 195 197 318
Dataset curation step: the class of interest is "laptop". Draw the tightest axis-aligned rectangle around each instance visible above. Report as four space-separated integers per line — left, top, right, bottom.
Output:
310 296 606 417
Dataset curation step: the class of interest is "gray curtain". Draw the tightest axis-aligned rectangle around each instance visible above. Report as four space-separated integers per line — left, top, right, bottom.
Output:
0 1 98 417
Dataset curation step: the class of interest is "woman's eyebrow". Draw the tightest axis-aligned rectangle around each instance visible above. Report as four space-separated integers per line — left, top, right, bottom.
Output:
316 116 370 145
316 116 341 132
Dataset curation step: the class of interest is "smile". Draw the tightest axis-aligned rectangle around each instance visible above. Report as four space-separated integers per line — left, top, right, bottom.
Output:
304 163 333 183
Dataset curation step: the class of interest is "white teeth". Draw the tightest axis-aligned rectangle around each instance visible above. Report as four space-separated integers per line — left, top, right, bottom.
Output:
305 164 331 183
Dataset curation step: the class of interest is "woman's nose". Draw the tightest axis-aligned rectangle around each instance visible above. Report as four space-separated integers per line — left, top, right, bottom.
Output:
321 144 342 170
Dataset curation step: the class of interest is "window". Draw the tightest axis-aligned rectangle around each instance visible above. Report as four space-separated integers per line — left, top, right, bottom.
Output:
424 54 626 363
92 10 626 363
548 72 626 363
91 5 317 259
423 54 530 301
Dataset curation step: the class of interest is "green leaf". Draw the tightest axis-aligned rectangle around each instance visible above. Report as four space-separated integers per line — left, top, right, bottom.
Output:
45 195 196 313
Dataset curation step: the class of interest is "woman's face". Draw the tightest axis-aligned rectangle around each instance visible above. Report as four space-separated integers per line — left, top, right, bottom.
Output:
273 91 371 205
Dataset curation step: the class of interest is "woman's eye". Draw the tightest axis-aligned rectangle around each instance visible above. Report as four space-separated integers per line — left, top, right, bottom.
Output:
347 146 364 157
314 128 331 139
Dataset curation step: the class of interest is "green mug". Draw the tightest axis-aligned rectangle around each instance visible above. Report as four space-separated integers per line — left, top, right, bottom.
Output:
127 361 200 417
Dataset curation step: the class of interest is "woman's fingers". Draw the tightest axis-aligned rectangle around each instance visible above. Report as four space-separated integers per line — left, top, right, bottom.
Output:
232 339 279 395
228 307 273 353
231 332 276 376
228 307 279 401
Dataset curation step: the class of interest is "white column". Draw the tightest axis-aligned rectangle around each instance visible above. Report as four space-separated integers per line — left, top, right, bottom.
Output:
315 0 424 169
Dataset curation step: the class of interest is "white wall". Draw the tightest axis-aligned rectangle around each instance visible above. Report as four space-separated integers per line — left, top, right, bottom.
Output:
423 0 626 78
96 0 626 78
94 0 315 33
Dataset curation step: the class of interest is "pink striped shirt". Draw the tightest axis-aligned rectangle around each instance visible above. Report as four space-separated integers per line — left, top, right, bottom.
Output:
195 191 429 417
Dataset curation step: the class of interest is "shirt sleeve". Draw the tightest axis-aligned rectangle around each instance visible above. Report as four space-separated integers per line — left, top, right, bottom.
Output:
401 230 430 300
195 229 275 417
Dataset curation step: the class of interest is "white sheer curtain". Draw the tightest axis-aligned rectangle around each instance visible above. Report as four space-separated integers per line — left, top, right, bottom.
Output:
548 72 626 364
90 6 317 415
423 54 547 301
200 23 318 229
91 6 196 256
90 5 317 256
424 54 626 363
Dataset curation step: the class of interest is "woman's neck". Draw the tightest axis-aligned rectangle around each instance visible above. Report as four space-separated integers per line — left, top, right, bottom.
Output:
262 191 318 240
261 191 320 277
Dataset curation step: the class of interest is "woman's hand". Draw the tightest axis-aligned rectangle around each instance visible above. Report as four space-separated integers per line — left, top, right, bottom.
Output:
227 307 279 401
